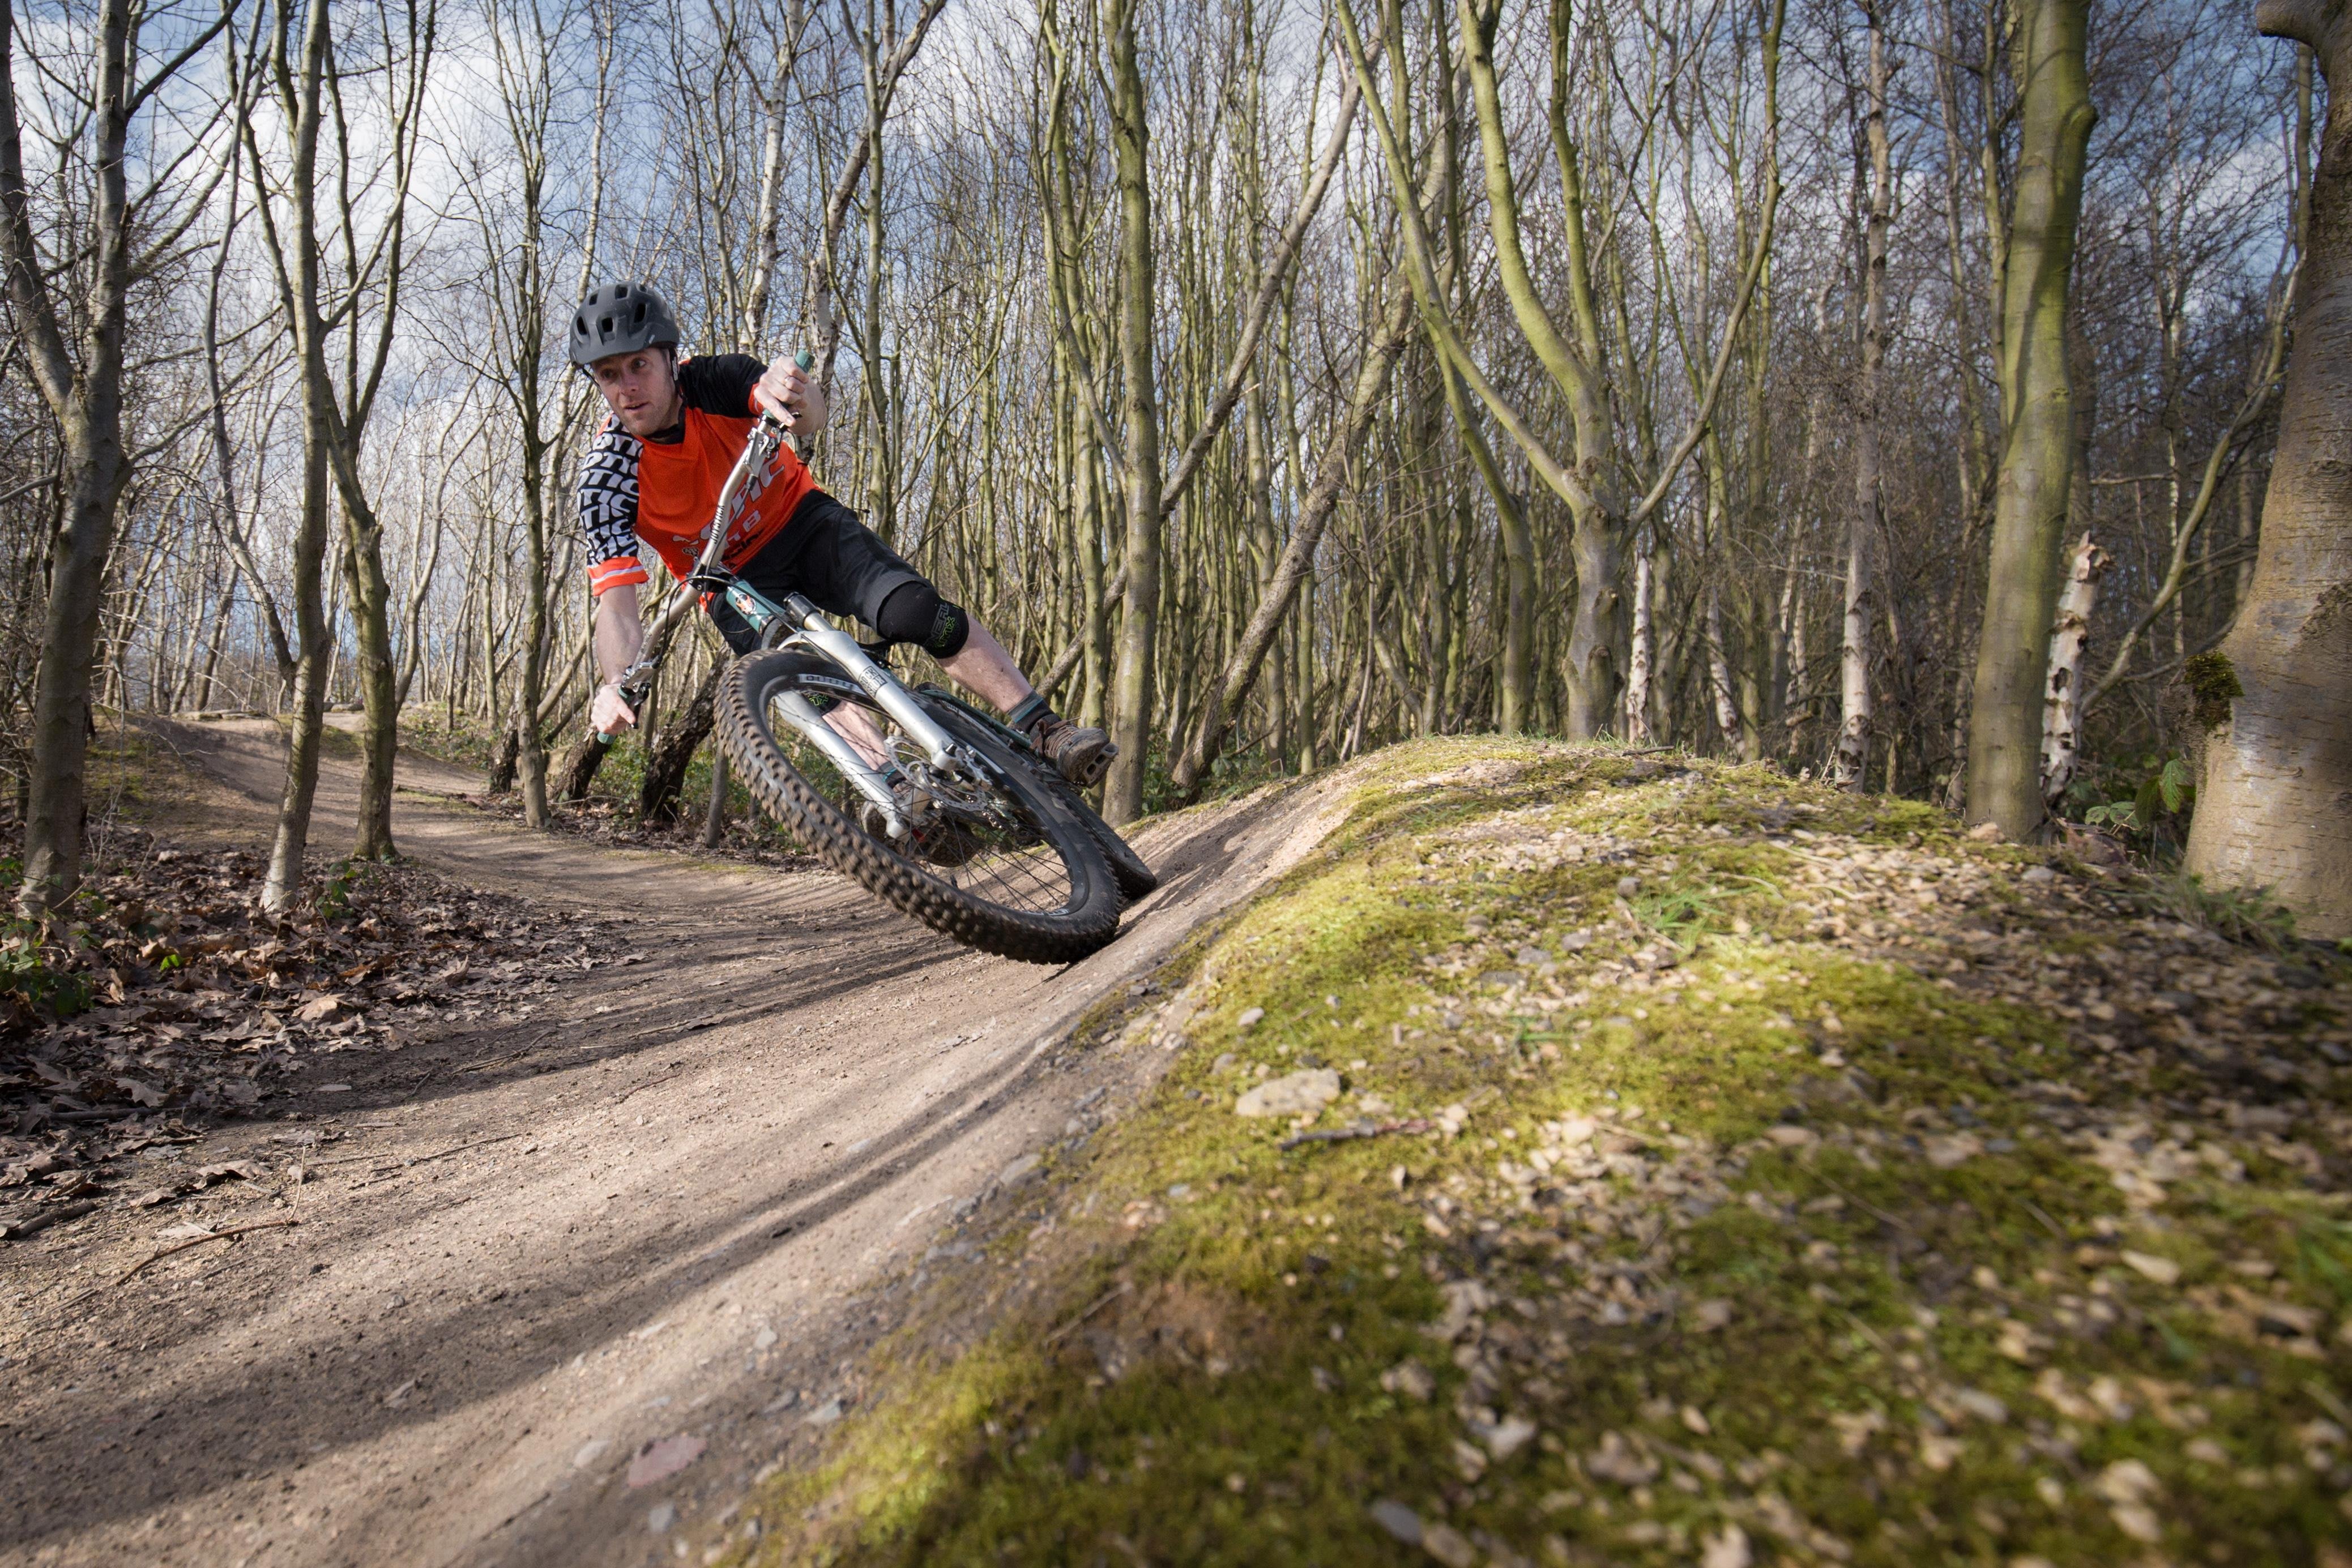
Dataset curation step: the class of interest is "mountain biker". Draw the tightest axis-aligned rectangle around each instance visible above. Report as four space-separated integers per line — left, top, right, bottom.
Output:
570 279 1114 796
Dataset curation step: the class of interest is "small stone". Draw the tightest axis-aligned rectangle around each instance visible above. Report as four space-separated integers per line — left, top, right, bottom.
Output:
1919 1431 1963 1471
1701 1524 1753 1568
1478 1413 1538 1460
1680 1404 1711 1435
753 1327 779 1352
1369 1499 1423 1545
626 1434 706 1488
1381 1360 1436 1402
1966 822 2004 842
1691 1299 1733 1331
2021 866 2057 885
1953 1388 2009 1424
1616 877 1640 898
1586 1430 1659 1485
1421 1523 1477 1567
1923 1134 1983 1169
1236 1008 1265 1030
1213 1053 1236 1071
573 1437 612 1470
2110 1503 2162 1544
994 1153 1041 1188
805 1398 846 1426
2119 1250 2181 1285
646 1502 676 1534
2094 1458 2160 1506
1235 1069 1341 1118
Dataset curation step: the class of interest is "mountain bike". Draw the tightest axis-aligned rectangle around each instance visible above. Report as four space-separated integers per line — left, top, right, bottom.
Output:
596 379 1153 964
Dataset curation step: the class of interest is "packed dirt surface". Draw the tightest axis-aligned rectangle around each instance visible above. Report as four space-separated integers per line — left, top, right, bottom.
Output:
2 719 1344 1567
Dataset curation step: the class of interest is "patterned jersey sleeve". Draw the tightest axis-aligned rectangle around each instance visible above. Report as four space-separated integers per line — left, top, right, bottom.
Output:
577 420 648 597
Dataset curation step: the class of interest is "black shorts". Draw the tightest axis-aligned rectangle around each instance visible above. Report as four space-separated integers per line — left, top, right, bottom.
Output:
707 492 926 656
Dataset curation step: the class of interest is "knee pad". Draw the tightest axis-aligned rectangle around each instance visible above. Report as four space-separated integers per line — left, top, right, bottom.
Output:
876 581 970 658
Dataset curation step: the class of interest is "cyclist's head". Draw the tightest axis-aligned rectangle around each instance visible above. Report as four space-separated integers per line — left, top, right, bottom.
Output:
570 280 680 367
575 281 685 437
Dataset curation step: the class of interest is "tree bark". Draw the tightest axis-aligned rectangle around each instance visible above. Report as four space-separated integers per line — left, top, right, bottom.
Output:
1100 0 1166 826
1833 2 1893 792
2183 0 2352 935
1964 0 2095 838
2038 531 2108 810
639 659 724 828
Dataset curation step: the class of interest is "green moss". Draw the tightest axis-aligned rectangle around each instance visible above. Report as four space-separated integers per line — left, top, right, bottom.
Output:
723 738 2352 1568
2183 651 2243 730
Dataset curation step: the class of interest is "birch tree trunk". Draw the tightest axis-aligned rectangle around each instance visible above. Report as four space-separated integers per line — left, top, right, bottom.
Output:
1624 547 1655 744
1963 0 2095 839
1833 1 1892 792
2183 0 2352 936
2038 530 2107 810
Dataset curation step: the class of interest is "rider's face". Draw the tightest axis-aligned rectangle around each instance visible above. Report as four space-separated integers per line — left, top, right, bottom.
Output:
590 348 680 437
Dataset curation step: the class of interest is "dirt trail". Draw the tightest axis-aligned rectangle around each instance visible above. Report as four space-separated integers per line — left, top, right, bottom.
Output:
4 721 1341 1568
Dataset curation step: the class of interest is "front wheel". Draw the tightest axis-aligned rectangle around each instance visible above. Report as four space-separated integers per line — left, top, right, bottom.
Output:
716 650 1122 963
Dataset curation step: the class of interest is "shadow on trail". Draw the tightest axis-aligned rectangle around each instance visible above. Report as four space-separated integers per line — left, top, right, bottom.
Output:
3 775 1289 1559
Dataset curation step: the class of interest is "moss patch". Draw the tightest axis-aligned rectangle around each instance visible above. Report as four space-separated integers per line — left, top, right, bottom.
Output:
712 738 2352 1567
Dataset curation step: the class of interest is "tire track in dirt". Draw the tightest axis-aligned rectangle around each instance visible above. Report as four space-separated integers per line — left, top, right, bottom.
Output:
2 719 1343 1567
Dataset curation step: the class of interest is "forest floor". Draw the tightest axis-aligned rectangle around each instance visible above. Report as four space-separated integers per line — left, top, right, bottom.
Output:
7 729 2351 1568
699 737 2352 1568
1 716 1342 1567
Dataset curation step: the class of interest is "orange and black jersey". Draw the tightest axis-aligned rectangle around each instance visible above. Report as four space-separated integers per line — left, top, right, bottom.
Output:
577 353 817 597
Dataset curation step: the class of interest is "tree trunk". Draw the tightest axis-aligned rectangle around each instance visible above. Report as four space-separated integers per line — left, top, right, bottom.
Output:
0 0 145 913
1964 0 2095 838
343 507 399 860
2039 531 2108 810
640 659 724 828
1833 3 1892 792
2184 0 2352 935
1624 547 1655 744
1100 0 1167 826
263 432 335 913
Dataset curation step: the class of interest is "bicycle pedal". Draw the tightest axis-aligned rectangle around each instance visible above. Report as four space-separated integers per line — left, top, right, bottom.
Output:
1076 746 1116 787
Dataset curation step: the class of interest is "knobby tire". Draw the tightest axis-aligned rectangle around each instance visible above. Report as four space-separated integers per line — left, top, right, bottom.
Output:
717 651 1122 963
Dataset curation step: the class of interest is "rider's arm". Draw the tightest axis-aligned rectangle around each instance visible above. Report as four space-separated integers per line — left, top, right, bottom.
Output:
594 581 646 683
676 353 828 434
579 419 650 733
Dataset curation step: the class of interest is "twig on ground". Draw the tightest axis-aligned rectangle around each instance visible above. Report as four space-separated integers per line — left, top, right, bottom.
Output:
613 1071 683 1106
460 1028 562 1074
105 1216 300 1289
1044 1279 1133 1345
1280 1118 1433 1151
0 1200 101 1240
369 1132 522 1173
1811 1170 1912 1232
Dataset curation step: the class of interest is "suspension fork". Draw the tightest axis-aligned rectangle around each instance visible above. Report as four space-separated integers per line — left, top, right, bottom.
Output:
775 591 962 768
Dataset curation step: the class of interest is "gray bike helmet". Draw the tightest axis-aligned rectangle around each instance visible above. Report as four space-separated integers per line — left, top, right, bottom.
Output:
569 280 681 366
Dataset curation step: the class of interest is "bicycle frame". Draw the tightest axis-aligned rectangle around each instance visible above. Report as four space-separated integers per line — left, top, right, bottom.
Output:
595 383 971 841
